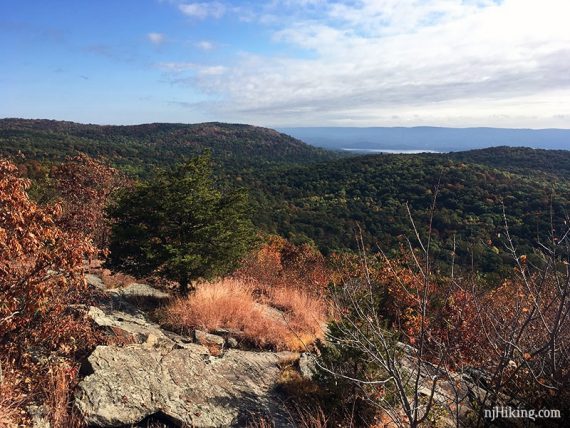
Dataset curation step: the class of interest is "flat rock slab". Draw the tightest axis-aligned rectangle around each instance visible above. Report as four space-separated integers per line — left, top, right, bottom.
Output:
75 344 291 427
109 283 171 300
88 306 176 347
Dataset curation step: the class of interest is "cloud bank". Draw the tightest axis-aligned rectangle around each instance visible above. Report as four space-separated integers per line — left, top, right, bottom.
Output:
163 0 570 127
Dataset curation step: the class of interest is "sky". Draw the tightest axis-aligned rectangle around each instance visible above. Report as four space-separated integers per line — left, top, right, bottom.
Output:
2 0 570 128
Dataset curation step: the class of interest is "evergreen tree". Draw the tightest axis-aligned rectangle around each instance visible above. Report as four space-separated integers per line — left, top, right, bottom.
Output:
107 152 256 293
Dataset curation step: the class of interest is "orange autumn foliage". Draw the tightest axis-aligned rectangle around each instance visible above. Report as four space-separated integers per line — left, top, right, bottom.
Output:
0 159 102 426
51 154 125 249
0 160 95 337
235 235 331 292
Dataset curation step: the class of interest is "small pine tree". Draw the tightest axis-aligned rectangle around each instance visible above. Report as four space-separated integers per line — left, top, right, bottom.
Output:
107 152 257 293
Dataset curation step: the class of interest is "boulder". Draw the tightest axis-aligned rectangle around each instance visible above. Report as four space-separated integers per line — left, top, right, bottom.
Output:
87 306 175 347
86 274 105 290
299 352 317 379
194 329 225 347
109 283 170 301
226 337 239 348
75 344 293 427
211 328 243 349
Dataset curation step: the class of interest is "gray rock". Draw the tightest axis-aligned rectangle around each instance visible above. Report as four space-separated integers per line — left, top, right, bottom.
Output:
299 352 317 379
87 306 174 347
195 329 225 347
226 337 239 348
396 341 418 355
86 274 105 290
110 283 170 300
276 351 300 366
213 327 243 337
75 344 293 427
27 405 50 428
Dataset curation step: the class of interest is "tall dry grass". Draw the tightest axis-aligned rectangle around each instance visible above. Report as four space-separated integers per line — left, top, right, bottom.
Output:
161 279 327 351
47 363 77 428
271 287 327 335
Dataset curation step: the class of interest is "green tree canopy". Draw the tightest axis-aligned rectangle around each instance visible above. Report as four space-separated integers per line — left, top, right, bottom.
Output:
107 152 257 292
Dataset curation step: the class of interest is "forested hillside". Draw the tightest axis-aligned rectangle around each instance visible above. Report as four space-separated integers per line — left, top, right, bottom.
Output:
2 119 569 277
449 146 570 179
0 119 341 175
245 152 569 277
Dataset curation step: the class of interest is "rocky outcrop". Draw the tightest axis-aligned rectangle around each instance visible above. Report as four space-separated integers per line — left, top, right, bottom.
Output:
86 273 105 290
109 282 170 301
76 278 294 427
87 306 177 347
194 329 226 348
75 344 292 427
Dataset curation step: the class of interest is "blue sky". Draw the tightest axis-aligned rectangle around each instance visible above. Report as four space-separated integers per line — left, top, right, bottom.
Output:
2 0 570 128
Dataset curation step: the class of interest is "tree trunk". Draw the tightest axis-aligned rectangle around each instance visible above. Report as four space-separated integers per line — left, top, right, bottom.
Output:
179 275 189 296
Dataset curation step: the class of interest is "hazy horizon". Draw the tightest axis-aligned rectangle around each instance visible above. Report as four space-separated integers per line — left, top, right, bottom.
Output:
3 117 570 133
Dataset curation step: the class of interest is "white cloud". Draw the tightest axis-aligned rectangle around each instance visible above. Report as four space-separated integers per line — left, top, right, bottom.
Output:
198 65 226 76
157 62 226 76
168 0 570 127
157 62 196 72
195 40 215 51
178 2 225 19
147 32 166 45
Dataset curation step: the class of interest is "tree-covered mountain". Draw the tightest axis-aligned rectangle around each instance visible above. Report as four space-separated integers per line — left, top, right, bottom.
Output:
245 151 570 278
448 146 570 179
0 118 341 175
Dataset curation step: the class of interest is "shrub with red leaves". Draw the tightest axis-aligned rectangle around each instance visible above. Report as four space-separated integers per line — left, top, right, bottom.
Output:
0 159 101 426
51 154 125 249
235 235 331 293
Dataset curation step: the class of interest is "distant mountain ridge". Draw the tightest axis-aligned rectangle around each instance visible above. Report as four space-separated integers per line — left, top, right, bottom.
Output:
448 146 570 179
278 126 570 152
0 118 340 174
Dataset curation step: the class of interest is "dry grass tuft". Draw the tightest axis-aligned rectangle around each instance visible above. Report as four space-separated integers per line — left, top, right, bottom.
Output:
47 363 74 428
163 279 258 332
161 279 327 351
0 400 19 428
292 406 329 428
42 361 86 428
271 287 327 337
245 415 274 428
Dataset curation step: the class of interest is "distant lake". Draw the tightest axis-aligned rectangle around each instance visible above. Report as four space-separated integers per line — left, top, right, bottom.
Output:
342 148 442 154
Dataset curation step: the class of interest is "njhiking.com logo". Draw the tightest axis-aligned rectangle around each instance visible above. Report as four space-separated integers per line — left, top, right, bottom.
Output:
484 406 561 422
